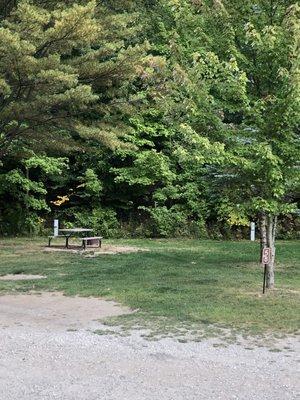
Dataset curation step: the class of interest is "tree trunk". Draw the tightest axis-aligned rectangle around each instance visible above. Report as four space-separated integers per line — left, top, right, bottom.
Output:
259 213 277 288
259 213 267 261
265 214 277 289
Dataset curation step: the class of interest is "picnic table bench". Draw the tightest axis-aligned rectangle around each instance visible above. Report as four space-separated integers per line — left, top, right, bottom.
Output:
82 236 103 250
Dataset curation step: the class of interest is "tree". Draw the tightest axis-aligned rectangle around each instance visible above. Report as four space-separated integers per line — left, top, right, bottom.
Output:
110 0 248 236
131 0 299 285
0 1 97 158
0 154 68 234
0 0 150 157
198 0 300 288
0 0 298 252
0 0 150 233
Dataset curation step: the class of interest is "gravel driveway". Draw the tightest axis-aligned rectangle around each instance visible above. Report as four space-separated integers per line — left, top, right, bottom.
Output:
0 293 299 400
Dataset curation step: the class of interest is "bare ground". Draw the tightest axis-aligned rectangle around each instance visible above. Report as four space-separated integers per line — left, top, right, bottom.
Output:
0 293 299 400
44 244 149 255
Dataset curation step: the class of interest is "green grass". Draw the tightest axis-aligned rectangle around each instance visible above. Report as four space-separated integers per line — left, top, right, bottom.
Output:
0 237 299 337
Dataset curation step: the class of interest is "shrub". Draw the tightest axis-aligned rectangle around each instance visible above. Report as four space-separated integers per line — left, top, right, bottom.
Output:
140 205 208 238
63 207 120 237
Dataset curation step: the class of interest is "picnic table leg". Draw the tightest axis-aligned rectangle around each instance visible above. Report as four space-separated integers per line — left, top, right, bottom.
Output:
48 237 52 247
66 236 69 249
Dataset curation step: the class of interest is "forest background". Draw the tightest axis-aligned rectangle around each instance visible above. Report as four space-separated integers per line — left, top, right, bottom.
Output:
0 0 299 240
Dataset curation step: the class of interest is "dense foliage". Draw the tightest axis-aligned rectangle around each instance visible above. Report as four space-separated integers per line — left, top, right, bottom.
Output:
0 0 299 248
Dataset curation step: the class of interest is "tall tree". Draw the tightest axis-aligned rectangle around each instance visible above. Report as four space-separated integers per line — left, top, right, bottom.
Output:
111 0 248 235
199 0 300 287
0 0 148 158
0 0 148 232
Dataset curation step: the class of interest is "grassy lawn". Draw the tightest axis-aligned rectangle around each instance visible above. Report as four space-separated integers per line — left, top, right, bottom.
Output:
0 237 299 337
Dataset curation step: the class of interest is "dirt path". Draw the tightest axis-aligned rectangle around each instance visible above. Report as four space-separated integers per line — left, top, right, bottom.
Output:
0 293 299 400
0 292 131 330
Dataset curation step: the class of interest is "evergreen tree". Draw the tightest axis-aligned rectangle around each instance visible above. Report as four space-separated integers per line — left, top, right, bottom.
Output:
0 0 148 232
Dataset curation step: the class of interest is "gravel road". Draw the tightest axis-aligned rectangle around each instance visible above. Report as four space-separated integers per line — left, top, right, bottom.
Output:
0 293 299 400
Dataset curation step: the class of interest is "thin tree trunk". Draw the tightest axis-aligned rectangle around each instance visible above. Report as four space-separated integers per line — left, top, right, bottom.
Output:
265 214 277 289
259 213 277 289
25 166 32 235
259 212 267 260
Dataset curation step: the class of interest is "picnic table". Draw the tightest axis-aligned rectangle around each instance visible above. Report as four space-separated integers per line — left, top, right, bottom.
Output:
48 228 92 248
58 228 93 248
48 228 103 249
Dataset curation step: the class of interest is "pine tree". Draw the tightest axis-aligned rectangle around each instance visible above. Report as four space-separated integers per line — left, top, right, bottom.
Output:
0 0 148 233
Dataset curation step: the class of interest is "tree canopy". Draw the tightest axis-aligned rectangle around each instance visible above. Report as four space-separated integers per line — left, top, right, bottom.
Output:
1 0 299 285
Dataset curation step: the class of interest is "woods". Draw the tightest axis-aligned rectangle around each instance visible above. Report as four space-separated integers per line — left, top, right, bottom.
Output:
0 1 299 288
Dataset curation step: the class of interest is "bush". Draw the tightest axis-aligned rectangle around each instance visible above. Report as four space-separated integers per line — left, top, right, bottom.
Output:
0 206 45 236
62 207 120 238
140 206 208 238
276 215 300 240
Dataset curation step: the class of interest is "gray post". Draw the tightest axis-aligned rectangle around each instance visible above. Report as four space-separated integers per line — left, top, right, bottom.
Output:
250 222 255 241
54 219 59 237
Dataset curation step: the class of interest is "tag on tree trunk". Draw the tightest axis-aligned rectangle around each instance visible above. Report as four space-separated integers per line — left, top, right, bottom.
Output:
262 248 271 264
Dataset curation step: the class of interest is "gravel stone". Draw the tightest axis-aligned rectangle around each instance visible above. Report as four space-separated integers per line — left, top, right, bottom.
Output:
0 293 299 400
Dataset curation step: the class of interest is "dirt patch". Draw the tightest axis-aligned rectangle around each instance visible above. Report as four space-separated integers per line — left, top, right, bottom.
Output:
94 245 149 255
0 292 132 330
44 244 149 255
0 274 46 281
